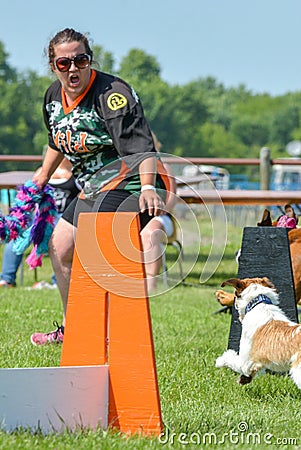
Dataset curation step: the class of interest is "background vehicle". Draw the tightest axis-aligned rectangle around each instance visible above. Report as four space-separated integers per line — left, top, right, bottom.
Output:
272 161 301 191
175 164 230 190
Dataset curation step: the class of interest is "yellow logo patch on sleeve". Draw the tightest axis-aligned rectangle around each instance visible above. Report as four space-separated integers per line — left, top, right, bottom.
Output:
107 93 128 111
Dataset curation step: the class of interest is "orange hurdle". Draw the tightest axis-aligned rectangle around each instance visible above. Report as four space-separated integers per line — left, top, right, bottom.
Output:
60 212 163 436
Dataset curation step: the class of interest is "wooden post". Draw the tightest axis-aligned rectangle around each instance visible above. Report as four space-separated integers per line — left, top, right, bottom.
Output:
260 147 271 190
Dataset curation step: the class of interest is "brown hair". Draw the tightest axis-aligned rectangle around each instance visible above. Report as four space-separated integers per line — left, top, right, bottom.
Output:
47 28 93 65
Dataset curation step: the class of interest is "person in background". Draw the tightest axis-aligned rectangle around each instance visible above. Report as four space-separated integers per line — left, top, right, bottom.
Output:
0 241 23 288
30 28 167 346
276 204 298 229
0 158 80 288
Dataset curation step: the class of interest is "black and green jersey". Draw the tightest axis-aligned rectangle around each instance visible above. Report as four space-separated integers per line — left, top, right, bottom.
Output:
43 69 167 197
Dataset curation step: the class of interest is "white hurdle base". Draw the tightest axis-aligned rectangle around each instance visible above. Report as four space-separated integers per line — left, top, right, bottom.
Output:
0 366 108 433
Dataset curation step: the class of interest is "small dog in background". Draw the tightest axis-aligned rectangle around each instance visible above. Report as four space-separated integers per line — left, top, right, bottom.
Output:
216 277 301 388
215 289 235 308
216 205 301 305
257 208 272 227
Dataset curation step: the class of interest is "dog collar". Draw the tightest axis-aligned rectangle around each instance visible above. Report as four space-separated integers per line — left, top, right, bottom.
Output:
245 294 273 314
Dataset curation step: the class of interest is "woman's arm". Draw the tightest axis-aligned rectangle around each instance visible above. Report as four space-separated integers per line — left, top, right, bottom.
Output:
139 156 156 186
33 147 64 189
139 156 164 216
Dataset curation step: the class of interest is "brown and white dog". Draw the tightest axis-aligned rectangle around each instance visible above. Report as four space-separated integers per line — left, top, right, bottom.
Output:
215 277 301 388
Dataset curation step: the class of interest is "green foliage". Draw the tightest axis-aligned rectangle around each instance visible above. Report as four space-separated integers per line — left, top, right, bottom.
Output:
230 116 270 147
199 123 248 158
0 44 51 169
118 48 161 84
0 41 17 82
2 39 301 177
269 104 300 145
92 45 115 73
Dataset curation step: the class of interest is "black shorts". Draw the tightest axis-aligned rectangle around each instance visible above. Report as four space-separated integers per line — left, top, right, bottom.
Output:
62 190 153 229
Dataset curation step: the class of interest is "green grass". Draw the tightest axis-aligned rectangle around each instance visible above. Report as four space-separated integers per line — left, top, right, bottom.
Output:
0 221 301 449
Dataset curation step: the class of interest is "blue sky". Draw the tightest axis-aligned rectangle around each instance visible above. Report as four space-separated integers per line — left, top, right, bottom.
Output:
2 0 301 96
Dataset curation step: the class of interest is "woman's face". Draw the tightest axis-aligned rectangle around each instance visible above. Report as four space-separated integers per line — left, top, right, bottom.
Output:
51 41 91 102
286 207 294 218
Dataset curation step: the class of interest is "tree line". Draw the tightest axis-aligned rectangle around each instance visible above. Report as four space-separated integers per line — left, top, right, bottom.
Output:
1 41 301 176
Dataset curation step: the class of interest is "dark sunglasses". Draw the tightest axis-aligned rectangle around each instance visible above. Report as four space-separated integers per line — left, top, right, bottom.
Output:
54 53 91 72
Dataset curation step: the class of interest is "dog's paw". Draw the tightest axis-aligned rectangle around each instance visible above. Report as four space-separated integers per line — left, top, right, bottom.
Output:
215 290 235 307
238 374 253 385
216 349 237 368
216 356 225 368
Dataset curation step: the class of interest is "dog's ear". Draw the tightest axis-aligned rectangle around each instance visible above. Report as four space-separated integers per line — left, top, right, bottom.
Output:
221 278 243 289
257 209 272 227
262 277 276 290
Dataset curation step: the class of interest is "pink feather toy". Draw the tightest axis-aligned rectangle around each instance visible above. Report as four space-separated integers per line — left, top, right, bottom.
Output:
0 181 58 269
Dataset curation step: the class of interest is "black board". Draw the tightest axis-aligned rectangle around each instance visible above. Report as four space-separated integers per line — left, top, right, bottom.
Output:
228 227 299 352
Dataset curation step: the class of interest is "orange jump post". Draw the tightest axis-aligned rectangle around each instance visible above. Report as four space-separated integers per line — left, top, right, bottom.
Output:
60 212 163 436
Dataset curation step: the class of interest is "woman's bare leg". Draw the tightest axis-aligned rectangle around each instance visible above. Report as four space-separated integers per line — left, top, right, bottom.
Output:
140 218 167 291
48 217 76 326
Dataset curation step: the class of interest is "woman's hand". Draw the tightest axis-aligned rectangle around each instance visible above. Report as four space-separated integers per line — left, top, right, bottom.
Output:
138 157 165 216
139 189 165 216
33 147 64 190
32 168 51 190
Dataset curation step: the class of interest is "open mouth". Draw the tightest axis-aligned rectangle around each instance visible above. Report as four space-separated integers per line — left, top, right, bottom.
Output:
69 75 80 87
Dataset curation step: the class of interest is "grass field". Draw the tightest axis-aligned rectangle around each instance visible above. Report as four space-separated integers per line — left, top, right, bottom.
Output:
0 217 301 449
